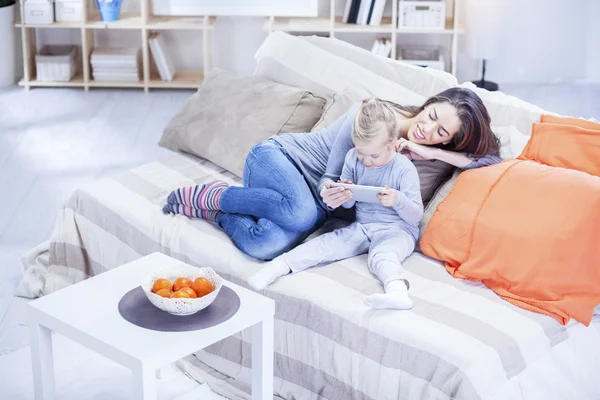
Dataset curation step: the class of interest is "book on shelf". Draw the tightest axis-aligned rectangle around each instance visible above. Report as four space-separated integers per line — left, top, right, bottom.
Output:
149 32 176 82
348 0 360 24
343 0 387 26
371 37 392 58
369 0 387 26
357 0 371 25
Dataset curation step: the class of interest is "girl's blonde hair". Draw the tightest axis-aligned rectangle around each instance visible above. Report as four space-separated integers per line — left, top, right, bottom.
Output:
353 97 398 145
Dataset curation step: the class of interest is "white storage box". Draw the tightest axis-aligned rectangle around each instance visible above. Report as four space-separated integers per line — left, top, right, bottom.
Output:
398 0 446 30
35 45 79 81
24 0 54 25
55 0 82 22
398 47 445 71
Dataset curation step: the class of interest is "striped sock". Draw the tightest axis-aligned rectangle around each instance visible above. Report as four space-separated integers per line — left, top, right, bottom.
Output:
162 203 201 218
199 209 221 223
166 181 228 211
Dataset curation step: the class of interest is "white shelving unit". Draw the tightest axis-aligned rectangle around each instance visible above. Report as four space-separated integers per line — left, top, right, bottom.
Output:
16 0 213 91
265 0 463 76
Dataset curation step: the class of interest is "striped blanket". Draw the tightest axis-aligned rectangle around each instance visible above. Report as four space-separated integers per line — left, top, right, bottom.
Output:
18 154 600 400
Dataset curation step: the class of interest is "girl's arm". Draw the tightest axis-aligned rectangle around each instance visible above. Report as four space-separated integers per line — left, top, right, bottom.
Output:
391 166 424 225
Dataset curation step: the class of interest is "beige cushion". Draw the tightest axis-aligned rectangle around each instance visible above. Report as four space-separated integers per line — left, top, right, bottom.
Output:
159 68 326 177
254 31 425 107
310 90 358 132
303 35 457 97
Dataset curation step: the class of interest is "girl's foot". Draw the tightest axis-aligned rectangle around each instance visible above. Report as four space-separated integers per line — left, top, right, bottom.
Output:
166 181 229 211
364 279 413 310
248 258 291 290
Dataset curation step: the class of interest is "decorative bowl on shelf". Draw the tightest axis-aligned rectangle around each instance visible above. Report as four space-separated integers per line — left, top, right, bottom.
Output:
141 265 223 316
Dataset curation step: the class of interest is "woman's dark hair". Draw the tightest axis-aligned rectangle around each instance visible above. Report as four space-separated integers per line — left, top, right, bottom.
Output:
386 87 500 157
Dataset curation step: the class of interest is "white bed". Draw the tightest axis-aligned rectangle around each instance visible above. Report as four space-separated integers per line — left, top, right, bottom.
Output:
17 153 600 400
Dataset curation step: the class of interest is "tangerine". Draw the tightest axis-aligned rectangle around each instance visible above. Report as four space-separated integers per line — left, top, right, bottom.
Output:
173 277 192 292
192 277 213 297
155 288 173 298
152 278 172 293
179 287 197 298
171 289 192 298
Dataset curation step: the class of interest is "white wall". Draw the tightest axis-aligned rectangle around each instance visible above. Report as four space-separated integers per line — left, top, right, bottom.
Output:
13 0 599 84
585 0 600 82
458 0 590 84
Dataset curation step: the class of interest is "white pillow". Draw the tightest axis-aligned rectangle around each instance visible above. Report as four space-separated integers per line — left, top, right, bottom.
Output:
458 82 544 137
492 125 530 160
303 35 457 98
254 31 425 107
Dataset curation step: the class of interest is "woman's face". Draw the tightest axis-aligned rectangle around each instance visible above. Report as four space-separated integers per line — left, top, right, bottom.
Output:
407 102 462 146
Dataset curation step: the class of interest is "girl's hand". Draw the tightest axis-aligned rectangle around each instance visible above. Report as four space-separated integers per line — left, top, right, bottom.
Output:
397 138 438 161
377 185 398 207
320 181 352 209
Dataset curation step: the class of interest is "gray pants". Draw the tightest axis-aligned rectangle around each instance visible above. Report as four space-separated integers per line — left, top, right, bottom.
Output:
281 222 416 288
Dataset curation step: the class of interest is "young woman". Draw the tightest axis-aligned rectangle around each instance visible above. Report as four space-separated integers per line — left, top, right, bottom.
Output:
163 87 501 260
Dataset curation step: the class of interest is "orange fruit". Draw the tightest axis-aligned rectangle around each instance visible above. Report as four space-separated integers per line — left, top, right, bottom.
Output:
155 289 173 298
170 289 192 298
152 278 172 293
173 277 192 292
191 277 213 298
179 287 197 298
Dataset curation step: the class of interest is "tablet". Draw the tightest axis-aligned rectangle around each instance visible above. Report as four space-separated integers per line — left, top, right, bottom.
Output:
330 183 385 204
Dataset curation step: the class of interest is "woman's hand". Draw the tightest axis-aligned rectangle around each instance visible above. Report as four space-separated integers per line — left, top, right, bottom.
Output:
320 181 352 209
397 138 439 161
377 185 398 207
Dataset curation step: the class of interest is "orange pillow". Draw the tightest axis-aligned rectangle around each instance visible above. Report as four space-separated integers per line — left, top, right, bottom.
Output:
519 116 600 176
421 114 600 325
540 114 600 130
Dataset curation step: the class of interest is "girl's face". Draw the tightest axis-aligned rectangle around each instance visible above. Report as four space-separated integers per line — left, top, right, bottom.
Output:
355 131 398 168
407 102 462 145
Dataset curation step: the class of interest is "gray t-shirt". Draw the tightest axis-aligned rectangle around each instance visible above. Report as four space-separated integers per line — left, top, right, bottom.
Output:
341 149 423 240
273 102 501 210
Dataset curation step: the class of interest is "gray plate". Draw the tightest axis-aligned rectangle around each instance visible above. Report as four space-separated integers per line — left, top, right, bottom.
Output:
118 286 240 332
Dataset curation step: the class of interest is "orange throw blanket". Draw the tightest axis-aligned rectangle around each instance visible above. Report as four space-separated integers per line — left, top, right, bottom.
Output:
420 116 600 326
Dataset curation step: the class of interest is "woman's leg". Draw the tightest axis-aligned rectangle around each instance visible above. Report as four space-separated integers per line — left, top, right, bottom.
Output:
165 140 321 232
221 140 322 232
216 202 328 261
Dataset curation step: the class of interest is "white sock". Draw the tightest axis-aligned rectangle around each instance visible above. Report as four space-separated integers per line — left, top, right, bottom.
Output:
364 279 413 310
248 257 291 290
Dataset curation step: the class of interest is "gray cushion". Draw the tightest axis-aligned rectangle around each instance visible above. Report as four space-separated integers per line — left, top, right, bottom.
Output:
159 68 327 177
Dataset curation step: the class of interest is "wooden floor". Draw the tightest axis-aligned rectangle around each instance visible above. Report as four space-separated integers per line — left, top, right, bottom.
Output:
0 83 598 392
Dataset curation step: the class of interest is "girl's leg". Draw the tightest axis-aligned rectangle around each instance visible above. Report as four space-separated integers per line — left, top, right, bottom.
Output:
248 223 370 290
363 227 416 310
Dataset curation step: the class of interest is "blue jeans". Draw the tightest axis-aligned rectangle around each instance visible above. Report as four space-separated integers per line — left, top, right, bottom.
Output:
216 140 329 260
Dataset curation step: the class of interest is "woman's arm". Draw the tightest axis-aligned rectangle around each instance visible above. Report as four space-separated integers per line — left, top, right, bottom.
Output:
318 104 361 209
317 103 360 193
398 139 502 169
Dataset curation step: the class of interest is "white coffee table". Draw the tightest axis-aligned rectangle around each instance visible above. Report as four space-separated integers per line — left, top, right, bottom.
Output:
27 252 275 400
